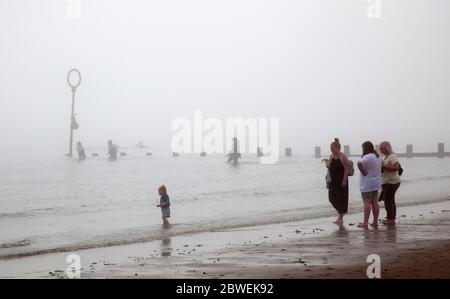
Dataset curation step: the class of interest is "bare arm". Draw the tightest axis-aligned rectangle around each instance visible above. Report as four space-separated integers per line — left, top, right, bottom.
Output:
383 161 400 172
322 156 332 168
358 161 367 176
340 154 349 186
157 200 169 208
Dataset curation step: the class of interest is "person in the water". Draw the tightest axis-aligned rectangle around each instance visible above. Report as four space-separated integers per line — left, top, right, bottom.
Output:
76 141 86 160
227 137 241 165
157 185 170 226
107 140 118 160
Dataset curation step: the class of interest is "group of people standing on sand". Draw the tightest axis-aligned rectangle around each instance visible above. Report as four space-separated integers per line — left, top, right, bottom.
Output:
325 138 402 228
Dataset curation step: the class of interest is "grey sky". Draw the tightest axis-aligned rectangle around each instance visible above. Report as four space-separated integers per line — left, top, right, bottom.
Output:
0 0 449 155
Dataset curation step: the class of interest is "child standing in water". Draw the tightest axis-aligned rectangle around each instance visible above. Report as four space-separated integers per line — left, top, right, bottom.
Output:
157 185 170 226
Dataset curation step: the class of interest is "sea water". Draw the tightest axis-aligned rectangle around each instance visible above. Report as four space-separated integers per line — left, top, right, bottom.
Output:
1 149 449 259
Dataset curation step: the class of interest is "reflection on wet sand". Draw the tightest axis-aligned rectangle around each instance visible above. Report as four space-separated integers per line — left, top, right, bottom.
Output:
333 225 350 245
385 225 398 243
161 237 172 257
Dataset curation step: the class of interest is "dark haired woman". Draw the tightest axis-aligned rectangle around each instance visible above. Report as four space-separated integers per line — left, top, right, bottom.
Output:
325 138 349 225
357 141 383 229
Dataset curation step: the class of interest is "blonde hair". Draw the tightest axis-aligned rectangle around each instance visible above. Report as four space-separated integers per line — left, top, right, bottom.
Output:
380 141 393 152
331 138 341 150
159 185 167 194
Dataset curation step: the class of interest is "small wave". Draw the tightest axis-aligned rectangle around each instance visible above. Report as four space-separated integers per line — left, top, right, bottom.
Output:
0 212 28 218
0 208 57 219
0 239 32 249
0 205 109 219
402 174 450 184
1 195 449 261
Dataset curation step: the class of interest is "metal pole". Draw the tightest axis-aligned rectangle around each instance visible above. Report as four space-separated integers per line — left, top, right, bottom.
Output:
67 69 81 157
69 88 75 157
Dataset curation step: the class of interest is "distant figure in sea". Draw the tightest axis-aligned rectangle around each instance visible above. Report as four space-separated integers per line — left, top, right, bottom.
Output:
379 141 402 225
157 185 170 226
107 140 118 160
76 141 86 160
227 137 241 166
325 138 349 225
357 141 383 229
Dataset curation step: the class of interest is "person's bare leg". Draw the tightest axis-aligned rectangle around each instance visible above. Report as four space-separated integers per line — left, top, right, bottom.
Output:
358 200 371 228
371 197 379 227
334 213 344 224
382 219 395 225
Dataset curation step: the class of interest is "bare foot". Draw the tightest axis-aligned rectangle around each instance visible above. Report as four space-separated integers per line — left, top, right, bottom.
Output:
333 219 344 225
370 223 379 228
382 219 395 225
357 223 369 229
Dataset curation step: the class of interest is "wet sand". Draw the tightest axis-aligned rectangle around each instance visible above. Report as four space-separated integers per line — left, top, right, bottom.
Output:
1 201 449 279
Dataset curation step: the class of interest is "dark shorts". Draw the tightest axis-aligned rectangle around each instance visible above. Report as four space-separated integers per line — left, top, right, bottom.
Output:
361 191 379 200
161 207 170 218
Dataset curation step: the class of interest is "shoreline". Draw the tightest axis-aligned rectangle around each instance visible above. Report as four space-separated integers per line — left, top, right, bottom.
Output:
1 195 449 262
1 200 449 278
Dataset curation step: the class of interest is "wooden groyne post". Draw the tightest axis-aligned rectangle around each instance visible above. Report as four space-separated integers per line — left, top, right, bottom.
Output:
285 148 292 157
406 144 413 158
344 145 351 156
315 146 321 159
438 143 445 158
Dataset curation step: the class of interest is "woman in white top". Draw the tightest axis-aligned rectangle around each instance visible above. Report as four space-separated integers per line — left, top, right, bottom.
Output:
357 141 383 229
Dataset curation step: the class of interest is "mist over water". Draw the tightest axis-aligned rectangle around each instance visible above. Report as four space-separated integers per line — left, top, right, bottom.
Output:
0 0 450 263
1 0 450 154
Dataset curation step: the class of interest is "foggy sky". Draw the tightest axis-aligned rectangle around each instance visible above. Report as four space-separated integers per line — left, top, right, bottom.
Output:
1 0 449 155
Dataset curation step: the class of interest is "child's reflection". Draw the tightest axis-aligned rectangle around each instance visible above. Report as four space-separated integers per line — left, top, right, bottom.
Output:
161 237 172 257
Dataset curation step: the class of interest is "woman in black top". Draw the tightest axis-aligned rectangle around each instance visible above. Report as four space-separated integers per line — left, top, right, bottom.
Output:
325 138 349 225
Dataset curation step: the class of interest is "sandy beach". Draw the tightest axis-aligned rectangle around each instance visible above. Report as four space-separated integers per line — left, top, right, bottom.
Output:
2 0 450 284
1 200 449 279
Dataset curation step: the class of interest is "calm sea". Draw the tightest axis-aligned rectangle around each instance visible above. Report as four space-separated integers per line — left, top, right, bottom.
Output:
1 149 449 259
